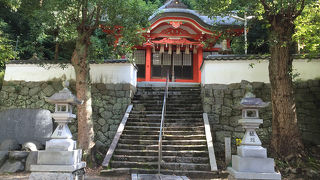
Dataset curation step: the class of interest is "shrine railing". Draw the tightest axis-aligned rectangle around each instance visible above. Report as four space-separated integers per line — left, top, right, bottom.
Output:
158 71 169 174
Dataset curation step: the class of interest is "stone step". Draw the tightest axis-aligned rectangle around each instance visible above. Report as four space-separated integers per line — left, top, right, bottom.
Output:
134 95 201 99
100 168 223 179
110 161 210 171
120 134 206 140
131 100 201 104
133 98 202 102
124 126 205 131
132 102 202 107
112 155 209 164
130 110 203 114
118 139 207 145
135 92 201 96
129 114 202 119
127 117 203 123
116 144 208 151
135 107 203 111
122 130 205 136
125 122 204 127
114 149 208 157
136 87 200 90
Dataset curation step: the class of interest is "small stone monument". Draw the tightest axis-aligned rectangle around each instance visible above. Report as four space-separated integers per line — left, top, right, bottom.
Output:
227 84 281 180
29 81 86 180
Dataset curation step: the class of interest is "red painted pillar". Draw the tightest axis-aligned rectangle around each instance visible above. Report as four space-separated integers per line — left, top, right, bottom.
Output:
193 52 198 82
197 46 203 83
145 46 152 81
227 39 231 49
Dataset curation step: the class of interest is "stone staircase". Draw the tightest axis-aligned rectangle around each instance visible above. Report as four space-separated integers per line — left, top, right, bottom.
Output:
102 85 219 178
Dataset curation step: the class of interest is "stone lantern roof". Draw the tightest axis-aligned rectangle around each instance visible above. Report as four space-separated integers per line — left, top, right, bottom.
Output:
240 84 269 108
45 82 82 105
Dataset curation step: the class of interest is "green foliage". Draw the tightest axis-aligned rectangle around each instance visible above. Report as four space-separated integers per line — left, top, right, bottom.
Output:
89 0 157 60
0 19 15 70
231 36 245 54
294 1 320 55
0 71 4 89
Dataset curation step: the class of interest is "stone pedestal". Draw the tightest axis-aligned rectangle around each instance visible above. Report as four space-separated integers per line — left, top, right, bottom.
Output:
30 136 86 180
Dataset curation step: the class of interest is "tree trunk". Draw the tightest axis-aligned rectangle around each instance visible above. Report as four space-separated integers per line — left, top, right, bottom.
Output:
268 15 304 158
54 42 59 61
71 32 94 152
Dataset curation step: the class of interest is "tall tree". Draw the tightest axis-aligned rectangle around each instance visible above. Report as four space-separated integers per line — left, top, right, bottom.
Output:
42 0 156 159
193 0 314 158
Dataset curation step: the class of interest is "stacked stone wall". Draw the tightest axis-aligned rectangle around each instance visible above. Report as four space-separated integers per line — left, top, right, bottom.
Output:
201 80 320 157
0 81 135 153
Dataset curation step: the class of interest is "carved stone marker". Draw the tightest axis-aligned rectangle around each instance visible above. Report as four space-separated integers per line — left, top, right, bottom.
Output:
227 84 281 180
0 109 53 145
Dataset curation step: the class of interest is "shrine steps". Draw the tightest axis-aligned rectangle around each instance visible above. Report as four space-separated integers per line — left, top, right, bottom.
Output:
102 85 218 178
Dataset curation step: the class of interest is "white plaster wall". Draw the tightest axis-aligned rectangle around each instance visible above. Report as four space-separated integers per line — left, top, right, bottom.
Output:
201 59 320 84
4 63 137 86
4 64 76 82
90 63 137 86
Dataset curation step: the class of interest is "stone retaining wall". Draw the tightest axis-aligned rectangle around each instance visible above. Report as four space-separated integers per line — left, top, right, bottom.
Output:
0 81 135 153
201 80 320 157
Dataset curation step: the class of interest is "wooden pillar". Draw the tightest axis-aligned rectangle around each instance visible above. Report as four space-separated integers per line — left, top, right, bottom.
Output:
145 46 152 81
197 46 203 83
227 39 231 49
193 52 198 82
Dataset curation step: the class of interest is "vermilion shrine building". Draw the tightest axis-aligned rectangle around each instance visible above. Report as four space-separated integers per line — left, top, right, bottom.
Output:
102 0 244 83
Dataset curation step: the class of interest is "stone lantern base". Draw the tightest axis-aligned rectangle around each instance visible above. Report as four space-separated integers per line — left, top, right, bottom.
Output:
29 139 86 180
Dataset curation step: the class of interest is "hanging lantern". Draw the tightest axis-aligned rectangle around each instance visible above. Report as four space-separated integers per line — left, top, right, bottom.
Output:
185 45 189 54
160 44 164 53
152 45 155 53
176 45 180 54
193 46 197 54
168 44 172 54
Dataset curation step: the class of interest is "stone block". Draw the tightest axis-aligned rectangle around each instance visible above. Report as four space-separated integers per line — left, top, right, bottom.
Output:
0 151 8 167
208 114 219 124
0 139 20 151
0 109 53 145
232 89 244 98
215 131 231 143
29 87 42 96
222 106 232 117
9 151 29 160
30 162 86 172
203 104 211 113
37 149 82 165
214 89 224 98
237 146 267 158
230 116 241 127
25 151 38 171
0 160 24 173
232 155 275 173
29 172 74 180
42 85 56 97
228 167 281 180
46 139 76 151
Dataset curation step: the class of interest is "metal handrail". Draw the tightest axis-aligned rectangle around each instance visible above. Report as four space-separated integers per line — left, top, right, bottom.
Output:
158 71 169 174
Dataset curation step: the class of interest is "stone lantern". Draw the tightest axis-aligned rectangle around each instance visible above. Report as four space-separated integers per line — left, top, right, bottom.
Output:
29 81 86 180
227 84 281 180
